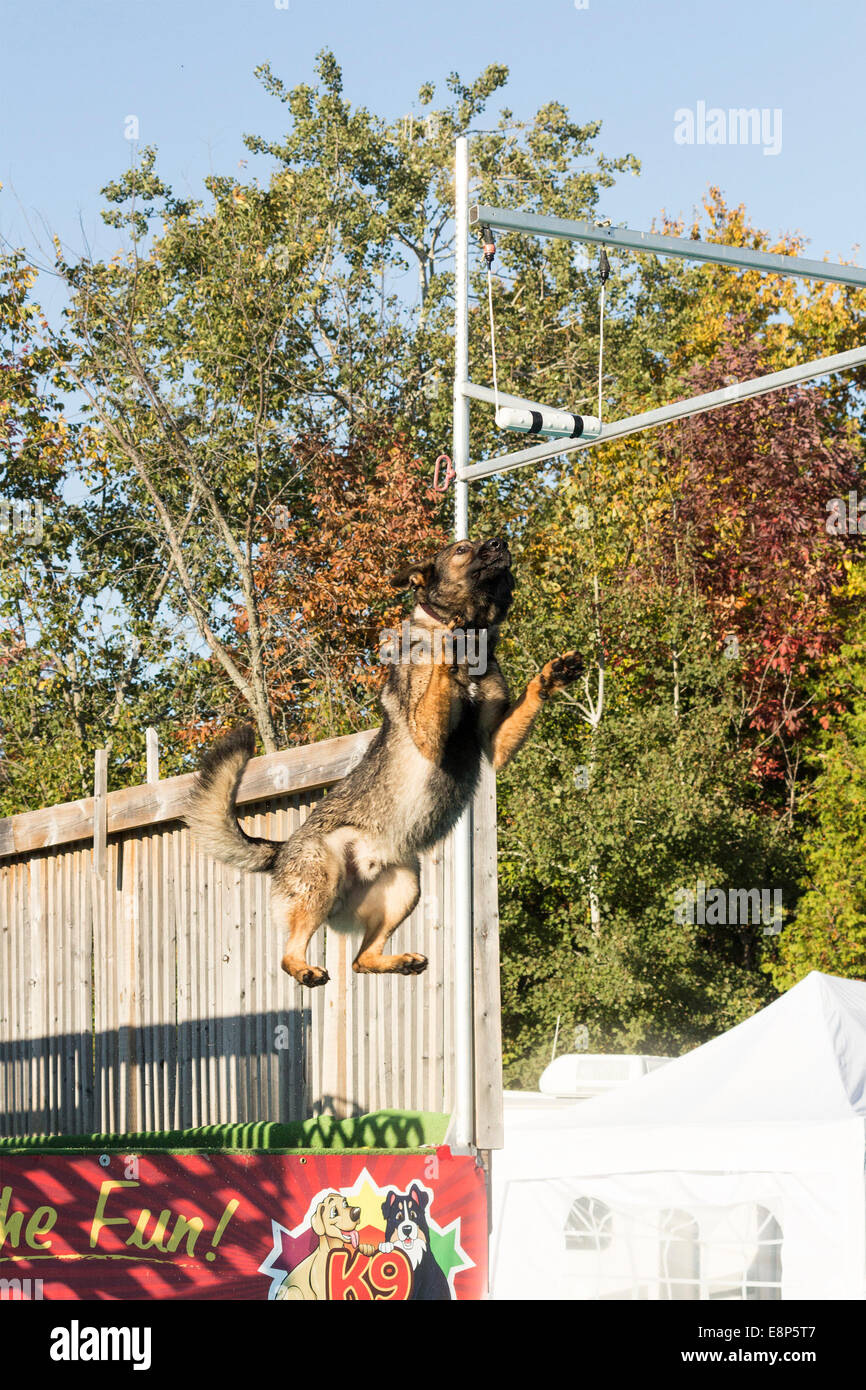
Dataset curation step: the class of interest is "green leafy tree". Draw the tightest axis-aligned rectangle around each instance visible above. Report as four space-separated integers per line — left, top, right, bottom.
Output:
768 561 866 986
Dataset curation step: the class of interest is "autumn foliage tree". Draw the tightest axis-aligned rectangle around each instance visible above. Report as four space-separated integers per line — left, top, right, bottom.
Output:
182 428 448 748
645 336 862 810
485 289 865 1077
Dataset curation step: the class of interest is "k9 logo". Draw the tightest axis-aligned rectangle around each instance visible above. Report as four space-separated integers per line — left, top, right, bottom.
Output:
326 1248 413 1301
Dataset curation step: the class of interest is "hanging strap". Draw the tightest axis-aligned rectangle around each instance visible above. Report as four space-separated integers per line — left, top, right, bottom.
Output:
597 248 610 424
487 263 500 418
482 226 500 418
484 231 611 429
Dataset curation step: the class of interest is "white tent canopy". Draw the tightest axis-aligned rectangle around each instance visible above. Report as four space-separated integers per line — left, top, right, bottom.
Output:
491 973 866 1300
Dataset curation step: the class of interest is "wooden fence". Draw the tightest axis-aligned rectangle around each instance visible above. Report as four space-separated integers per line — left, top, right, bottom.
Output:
0 730 503 1145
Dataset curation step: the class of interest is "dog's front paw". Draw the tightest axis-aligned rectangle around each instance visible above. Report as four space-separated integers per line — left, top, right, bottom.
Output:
539 650 584 699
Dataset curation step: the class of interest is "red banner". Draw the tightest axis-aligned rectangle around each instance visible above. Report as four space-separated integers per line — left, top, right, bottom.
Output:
0 1148 487 1300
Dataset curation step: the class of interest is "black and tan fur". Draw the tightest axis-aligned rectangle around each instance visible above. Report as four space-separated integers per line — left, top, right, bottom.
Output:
184 537 582 988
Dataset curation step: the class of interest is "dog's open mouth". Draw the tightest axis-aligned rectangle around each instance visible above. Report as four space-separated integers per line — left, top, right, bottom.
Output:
340 1230 360 1248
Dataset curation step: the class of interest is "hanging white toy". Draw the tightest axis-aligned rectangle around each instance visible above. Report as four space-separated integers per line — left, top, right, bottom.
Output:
494 406 602 439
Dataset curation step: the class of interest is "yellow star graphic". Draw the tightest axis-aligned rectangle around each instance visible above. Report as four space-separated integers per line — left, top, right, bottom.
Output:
343 1172 387 1235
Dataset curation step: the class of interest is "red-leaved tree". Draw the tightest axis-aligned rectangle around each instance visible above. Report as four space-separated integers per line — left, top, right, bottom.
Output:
182 427 449 749
641 336 862 799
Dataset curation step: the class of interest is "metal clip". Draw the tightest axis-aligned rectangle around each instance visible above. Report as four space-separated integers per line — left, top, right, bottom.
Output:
432 454 456 491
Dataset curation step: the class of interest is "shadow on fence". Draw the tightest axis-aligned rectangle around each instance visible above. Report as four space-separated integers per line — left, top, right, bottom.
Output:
0 1009 313 1138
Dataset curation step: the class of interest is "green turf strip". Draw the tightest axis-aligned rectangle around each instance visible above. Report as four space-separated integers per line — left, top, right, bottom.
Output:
0 1110 449 1154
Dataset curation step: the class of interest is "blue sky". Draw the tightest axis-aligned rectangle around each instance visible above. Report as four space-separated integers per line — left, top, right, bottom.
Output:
2 0 865 297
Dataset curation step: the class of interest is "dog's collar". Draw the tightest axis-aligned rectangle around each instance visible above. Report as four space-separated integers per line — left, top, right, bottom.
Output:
417 601 452 627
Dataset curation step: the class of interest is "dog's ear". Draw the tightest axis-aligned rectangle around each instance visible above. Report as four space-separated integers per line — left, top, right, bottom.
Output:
390 559 435 592
311 1200 326 1236
382 1191 399 1217
409 1185 427 1211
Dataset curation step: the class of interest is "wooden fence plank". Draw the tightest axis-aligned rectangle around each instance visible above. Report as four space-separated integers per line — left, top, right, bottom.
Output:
92 750 107 881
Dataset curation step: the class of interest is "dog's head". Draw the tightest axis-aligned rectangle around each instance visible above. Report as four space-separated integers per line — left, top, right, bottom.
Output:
391 537 515 629
311 1192 363 1251
381 1185 431 1255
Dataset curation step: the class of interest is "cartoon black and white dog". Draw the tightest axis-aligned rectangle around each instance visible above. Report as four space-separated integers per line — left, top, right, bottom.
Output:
380 1187 452 1301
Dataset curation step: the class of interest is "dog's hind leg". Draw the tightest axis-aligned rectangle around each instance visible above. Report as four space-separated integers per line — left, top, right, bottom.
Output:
352 861 426 976
275 855 341 988
278 896 332 988
273 834 348 989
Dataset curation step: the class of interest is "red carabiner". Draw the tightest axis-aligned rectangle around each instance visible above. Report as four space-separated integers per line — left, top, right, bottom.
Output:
433 454 456 491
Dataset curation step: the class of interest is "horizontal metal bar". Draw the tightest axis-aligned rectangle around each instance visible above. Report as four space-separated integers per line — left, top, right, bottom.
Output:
461 381 564 414
459 344 866 482
470 204 866 290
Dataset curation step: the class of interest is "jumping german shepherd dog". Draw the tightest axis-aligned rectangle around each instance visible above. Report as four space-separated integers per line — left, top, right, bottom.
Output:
184 537 582 987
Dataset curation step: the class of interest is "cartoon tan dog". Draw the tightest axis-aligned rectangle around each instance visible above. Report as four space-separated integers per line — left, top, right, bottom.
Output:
275 1192 377 1301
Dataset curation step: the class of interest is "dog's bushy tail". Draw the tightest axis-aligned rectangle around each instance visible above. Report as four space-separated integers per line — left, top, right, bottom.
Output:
184 726 279 873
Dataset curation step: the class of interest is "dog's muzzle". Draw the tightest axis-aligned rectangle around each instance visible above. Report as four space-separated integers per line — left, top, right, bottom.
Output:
474 537 511 572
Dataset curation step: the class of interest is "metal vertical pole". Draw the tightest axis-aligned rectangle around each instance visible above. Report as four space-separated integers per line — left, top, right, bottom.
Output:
453 135 474 1148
